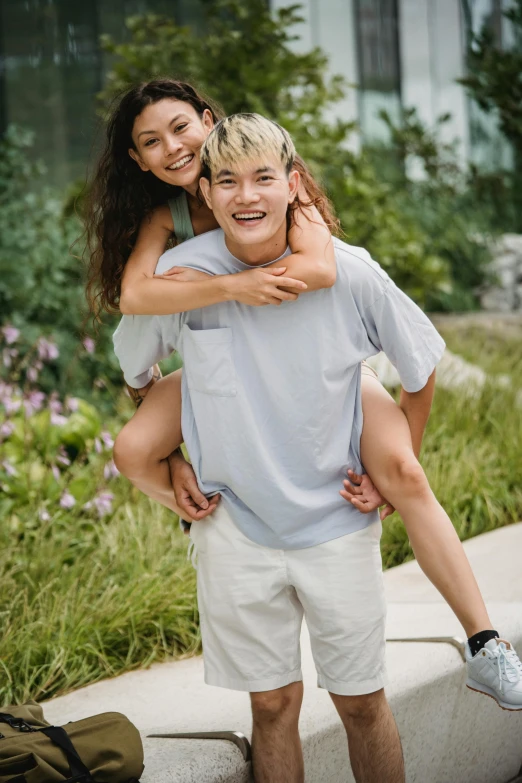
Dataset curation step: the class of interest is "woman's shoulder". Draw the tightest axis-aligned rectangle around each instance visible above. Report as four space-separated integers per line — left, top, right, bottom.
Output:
147 203 174 232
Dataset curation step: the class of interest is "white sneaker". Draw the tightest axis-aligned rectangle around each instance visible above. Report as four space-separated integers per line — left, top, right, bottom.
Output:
466 638 522 711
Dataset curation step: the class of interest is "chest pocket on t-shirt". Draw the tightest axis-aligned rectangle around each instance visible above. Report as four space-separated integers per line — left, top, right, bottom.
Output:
182 325 237 397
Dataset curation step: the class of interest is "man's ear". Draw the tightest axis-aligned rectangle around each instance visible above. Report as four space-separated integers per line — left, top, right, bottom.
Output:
199 177 212 209
129 148 149 172
288 169 300 203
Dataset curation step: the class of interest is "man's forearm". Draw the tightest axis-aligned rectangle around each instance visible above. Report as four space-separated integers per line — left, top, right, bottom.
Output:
399 370 436 458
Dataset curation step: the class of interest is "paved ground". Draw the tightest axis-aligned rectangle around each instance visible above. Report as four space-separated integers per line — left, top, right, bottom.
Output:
43 523 522 783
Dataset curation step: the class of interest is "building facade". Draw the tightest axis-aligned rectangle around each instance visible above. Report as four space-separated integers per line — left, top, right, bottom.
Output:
0 0 513 187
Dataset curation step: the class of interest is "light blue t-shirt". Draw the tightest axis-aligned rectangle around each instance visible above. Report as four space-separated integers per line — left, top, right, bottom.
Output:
113 229 445 549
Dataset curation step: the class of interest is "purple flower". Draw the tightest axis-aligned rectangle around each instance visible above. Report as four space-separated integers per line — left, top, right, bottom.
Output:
26 366 39 383
37 337 59 362
51 464 61 481
56 446 71 467
66 397 79 412
49 395 62 414
51 413 68 426
2 325 20 345
2 348 18 368
24 390 45 416
4 397 21 414
94 437 102 454
83 337 95 354
84 491 114 518
2 459 17 477
103 459 120 480
0 421 15 441
101 431 114 449
60 490 76 509
39 508 51 522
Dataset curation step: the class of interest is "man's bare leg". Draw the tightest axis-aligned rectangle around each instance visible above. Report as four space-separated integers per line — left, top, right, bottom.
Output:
250 682 304 783
330 689 404 783
353 376 492 638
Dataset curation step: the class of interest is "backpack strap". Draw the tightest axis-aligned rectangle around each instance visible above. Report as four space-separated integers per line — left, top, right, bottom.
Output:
0 715 94 783
40 726 94 781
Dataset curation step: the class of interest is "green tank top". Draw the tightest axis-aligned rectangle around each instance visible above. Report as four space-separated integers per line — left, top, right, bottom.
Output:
168 191 195 244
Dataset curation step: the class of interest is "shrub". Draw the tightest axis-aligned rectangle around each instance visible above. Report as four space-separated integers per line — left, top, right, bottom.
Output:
0 127 121 402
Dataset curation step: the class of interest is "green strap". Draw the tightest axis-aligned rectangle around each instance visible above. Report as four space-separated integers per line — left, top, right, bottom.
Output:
167 191 195 244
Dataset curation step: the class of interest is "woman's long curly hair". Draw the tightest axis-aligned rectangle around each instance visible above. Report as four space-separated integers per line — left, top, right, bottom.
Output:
84 79 224 321
84 79 339 321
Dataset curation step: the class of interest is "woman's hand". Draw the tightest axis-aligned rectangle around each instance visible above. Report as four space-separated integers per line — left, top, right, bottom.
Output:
340 469 396 521
156 267 212 283
224 266 307 306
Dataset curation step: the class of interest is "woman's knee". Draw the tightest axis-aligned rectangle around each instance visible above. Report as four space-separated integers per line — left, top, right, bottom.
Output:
113 421 154 477
380 452 430 499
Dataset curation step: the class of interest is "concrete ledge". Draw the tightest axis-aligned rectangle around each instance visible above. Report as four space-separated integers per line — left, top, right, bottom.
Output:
44 524 522 782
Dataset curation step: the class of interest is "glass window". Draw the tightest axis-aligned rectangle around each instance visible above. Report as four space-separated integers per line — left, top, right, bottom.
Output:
353 0 402 141
461 0 513 169
0 0 204 187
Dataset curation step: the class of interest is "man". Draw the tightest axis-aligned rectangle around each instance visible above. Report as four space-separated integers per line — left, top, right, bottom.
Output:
114 113 448 783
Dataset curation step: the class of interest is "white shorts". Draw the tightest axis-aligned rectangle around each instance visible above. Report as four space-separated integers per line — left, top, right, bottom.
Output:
190 505 387 695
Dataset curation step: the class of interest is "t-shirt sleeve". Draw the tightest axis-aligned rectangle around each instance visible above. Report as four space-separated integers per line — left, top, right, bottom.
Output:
113 314 180 389
363 280 446 392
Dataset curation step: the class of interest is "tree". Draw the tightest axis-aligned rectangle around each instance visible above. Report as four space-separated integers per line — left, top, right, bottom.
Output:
459 0 522 229
98 0 450 307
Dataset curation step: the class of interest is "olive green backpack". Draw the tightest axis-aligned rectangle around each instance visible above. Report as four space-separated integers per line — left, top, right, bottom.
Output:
0 702 144 783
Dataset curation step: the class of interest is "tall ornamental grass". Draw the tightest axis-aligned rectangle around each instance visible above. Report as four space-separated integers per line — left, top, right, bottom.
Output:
1 319 521 704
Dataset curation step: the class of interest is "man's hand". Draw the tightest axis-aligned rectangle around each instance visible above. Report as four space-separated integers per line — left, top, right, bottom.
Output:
168 449 220 521
126 364 162 408
340 469 395 522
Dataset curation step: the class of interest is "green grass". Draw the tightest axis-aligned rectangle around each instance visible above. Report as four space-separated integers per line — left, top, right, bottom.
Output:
0 490 199 705
381 317 522 567
1 317 521 705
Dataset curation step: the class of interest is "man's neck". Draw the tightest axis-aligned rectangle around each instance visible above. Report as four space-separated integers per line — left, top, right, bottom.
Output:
224 221 288 266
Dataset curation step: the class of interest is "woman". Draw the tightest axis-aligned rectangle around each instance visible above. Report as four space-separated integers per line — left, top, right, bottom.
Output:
85 79 521 709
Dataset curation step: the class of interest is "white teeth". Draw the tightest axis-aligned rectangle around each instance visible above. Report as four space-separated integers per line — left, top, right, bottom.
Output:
167 155 193 171
234 212 265 220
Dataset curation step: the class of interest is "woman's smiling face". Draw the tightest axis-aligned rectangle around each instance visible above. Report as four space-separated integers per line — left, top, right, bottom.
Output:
129 99 214 191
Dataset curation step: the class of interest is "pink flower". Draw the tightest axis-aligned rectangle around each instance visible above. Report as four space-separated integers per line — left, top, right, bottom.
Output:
84 491 114 518
94 437 102 454
66 397 79 412
51 413 68 426
37 337 59 362
3 398 21 414
26 366 39 382
103 459 120 480
49 395 62 414
56 446 71 467
2 459 17 477
51 464 61 481
60 491 76 509
0 421 15 441
101 431 114 449
83 337 95 354
2 325 20 345
24 390 45 416
2 348 18 368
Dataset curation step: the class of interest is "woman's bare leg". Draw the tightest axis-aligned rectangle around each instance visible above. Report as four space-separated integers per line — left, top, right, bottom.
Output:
113 370 186 513
356 375 492 638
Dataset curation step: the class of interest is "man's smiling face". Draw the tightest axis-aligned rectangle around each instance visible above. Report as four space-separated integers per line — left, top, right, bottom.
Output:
200 159 299 254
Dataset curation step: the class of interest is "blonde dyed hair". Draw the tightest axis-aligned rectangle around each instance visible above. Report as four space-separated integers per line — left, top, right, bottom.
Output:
200 113 296 178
